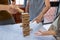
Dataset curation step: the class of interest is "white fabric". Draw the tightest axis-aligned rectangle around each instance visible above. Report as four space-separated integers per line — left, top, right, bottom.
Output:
43 24 52 31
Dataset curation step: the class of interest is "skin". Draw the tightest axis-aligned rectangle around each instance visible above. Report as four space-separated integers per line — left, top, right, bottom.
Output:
35 30 56 36
0 0 19 14
0 4 18 14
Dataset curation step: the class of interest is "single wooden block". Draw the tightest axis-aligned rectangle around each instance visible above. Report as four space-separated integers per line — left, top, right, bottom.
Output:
22 19 29 21
22 21 29 23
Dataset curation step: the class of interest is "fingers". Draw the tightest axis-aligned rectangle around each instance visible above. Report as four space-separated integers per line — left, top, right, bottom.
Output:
8 5 18 14
35 31 42 36
9 5 17 10
32 18 41 23
32 15 43 23
9 5 24 13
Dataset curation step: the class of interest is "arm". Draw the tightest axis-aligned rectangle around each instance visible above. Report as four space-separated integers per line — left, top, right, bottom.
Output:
35 16 59 36
39 0 50 16
35 25 56 36
34 0 50 23
0 4 9 11
39 13 59 36
41 24 56 36
35 10 59 36
0 4 18 14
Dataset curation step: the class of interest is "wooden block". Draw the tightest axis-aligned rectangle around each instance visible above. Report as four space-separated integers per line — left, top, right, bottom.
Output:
23 32 30 37
23 27 30 30
22 13 29 18
22 13 29 16
22 23 29 27
23 30 30 37
22 21 29 23
22 17 29 19
22 19 29 21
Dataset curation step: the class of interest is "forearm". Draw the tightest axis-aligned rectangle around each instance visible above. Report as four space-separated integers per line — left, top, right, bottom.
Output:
42 30 56 36
38 6 50 18
0 5 9 11
38 0 51 18
44 24 56 36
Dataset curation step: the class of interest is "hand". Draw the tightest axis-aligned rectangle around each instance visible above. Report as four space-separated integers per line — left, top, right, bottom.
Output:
8 5 24 14
35 30 51 36
35 31 42 36
33 15 43 23
9 5 18 14
6 5 18 14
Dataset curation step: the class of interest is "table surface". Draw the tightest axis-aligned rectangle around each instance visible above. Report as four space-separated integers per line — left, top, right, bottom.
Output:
0 22 56 40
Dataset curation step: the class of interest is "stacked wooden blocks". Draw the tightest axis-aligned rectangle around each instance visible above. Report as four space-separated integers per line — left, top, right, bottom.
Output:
22 13 30 37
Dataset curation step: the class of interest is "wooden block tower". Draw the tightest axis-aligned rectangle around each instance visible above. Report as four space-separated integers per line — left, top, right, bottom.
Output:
22 13 30 37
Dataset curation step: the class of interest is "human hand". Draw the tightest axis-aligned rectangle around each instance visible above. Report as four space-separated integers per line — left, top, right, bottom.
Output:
33 16 42 23
8 5 18 14
9 4 24 13
35 30 51 36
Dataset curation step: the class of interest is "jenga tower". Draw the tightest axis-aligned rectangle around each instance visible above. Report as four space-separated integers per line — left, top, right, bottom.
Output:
22 13 30 37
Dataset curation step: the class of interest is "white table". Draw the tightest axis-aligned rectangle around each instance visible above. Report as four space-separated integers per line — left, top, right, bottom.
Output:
0 23 56 40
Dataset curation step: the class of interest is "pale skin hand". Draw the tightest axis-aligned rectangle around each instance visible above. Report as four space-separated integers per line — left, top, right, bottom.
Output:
0 0 21 14
0 4 18 14
8 5 18 14
33 0 50 23
9 1 24 13
35 30 56 36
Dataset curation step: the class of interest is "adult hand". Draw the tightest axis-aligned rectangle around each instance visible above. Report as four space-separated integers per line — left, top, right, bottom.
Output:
33 15 43 23
8 5 24 14
35 30 55 36
8 5 18 14
35 30 49 36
